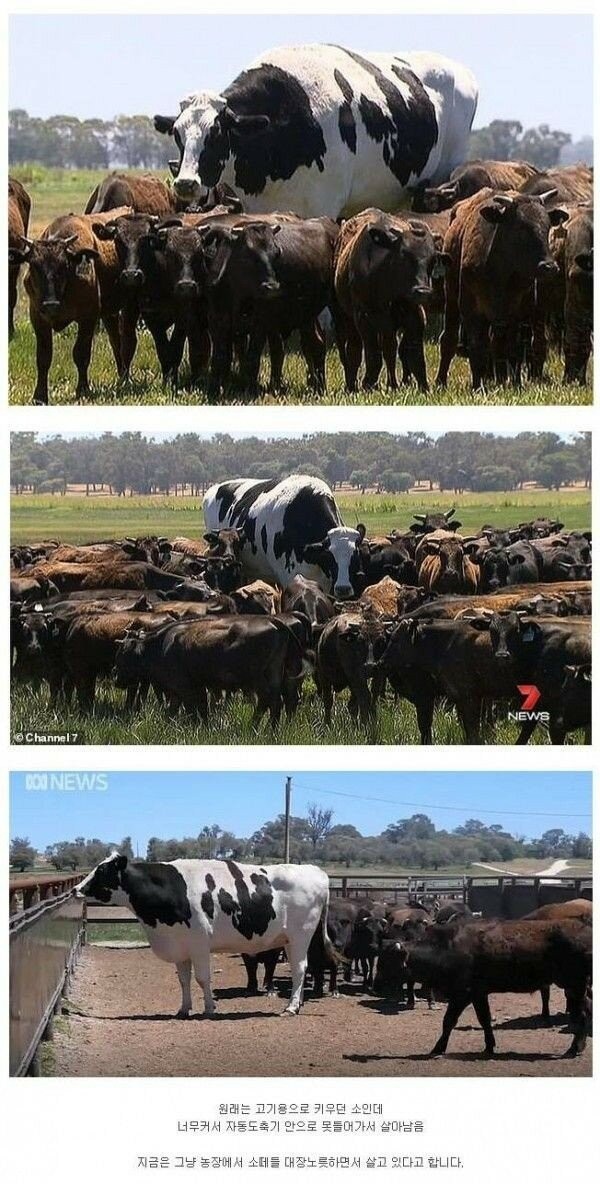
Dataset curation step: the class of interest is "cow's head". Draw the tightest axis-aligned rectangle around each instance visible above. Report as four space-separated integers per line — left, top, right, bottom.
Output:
140 221 211 302
303 526 366 598
154 91 266 202
13 236 99 318
93 214 160 290
201 221 282 297
203 528 246 561
478 190 569 279
367 218 445 303
467 610 540 664
76 852 129 904
478 547 510 591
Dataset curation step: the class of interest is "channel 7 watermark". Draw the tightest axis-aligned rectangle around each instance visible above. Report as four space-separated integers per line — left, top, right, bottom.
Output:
507 685 550 724
25 773 109 792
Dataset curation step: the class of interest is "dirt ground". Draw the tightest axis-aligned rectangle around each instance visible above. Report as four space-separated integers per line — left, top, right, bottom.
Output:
52 945 592 1078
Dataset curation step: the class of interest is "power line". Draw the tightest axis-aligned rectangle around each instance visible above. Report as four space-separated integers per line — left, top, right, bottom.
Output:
293 782 591 820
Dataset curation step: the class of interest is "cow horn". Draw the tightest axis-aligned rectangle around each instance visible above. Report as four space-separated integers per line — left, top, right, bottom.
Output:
443 507 456 520
493 194 514 208
54 234 79 246
537 189 559 206
412 514 426 522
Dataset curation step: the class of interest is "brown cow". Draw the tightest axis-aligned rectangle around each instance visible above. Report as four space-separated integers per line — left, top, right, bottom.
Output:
416 159 539 212
400 917 592 1057
62 610 178 709
545 203 593 384
171 536 210 559
359 576 405 617
523 898 593 1020
519 164 593 208
316 608 387 728
415 531 479 595
8 176 32 338
230 581 282 615
85 172 177 216
11 208 132 403
334 208 443 391
436 188 569 389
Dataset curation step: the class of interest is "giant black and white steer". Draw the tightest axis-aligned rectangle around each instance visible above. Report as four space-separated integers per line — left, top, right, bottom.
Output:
203 475 365 598
77 854 338 1016
154 44 478 218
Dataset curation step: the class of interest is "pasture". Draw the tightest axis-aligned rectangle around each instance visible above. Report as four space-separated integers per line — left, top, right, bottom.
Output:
10 487 591 545
50 945 592 1077
8 166 592 406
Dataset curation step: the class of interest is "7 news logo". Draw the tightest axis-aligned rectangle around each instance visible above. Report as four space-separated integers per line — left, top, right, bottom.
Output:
507 685 549 723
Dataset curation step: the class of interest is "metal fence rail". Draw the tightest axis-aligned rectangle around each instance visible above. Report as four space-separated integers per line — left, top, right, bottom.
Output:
9 889 85 1077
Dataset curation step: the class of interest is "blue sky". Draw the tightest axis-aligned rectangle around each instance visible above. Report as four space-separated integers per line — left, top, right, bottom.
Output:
10 15 592 138
10 772 592 856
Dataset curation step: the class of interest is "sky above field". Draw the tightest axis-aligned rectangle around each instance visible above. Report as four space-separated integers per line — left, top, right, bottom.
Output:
10 771 592 855
9 14 593 138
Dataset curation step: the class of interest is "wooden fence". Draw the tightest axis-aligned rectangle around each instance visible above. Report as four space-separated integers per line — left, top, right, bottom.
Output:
9 888 86 1076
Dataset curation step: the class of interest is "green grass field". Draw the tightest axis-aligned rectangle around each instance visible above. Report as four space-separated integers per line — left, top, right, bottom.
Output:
10 487 591 545
8 165 592 406
10 676 588 747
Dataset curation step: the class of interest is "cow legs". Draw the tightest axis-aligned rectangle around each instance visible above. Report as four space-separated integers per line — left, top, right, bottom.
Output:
283 940 308 1015
321 680 334 727
429 993 470 1056
564 987 587 1056
101 312 123 379
342 318 363 391
472 992 496 1056
400 306 428 391
267 332 285 391
379 317 398 389
300 321 327 392
118 307 139 381
176 959 193 1017
435 282 459 387
540 985 551 1020
31 314 53 405
9 267 18 339
192 952 216 1016
358 314 382 389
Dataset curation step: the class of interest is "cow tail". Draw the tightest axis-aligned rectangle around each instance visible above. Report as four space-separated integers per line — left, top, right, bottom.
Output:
319 900 350 968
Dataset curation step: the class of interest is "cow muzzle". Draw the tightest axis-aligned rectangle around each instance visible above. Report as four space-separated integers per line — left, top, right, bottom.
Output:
260 280 280 298
537 259 559 277
174 176 201 199
41 299 61 313
121 269 144 288
334 584 354 599
176 279 199 299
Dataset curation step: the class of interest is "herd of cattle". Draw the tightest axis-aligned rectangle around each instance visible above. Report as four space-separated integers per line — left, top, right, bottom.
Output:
8 159 593 403
76 852 593 1058
10 475 591 744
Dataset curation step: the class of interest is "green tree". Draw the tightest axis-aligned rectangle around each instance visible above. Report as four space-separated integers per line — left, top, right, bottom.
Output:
10 837 37 872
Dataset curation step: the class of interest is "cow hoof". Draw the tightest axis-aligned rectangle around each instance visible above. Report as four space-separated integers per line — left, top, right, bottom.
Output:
176 1010 191 1020
332 991 340 999
482 1048 495 1059
282 1007 299 1017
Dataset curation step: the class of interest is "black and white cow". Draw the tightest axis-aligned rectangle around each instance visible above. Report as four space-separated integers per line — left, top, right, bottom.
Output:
77 854 337 1016
154 44 478 218
203 475 365 598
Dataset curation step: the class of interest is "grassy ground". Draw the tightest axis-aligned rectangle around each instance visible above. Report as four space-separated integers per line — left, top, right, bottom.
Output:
8 165 592 406
10 677 588 746
10 488 591 545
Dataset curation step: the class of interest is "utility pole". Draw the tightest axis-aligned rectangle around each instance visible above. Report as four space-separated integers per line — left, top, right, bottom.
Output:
284 776 292 863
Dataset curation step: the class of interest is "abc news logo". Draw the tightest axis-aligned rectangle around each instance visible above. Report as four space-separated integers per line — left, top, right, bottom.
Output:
507 685 550 724
25 773 109 792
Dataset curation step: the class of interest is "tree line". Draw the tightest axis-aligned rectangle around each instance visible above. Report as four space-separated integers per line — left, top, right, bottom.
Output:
10 432 591 498
9 811 592 872
9 109 593 172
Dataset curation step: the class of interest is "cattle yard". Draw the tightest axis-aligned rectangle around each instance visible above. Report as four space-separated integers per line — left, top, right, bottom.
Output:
49 947 591 1078
10 869 592 1078
8 166 592 407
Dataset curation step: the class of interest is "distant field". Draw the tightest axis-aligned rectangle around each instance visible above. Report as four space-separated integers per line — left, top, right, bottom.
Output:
10 487 591 544
8 165 592 406
10 861 592 883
